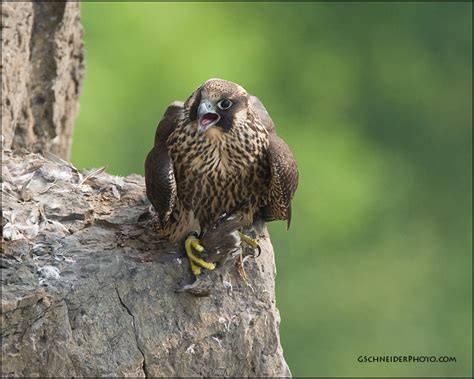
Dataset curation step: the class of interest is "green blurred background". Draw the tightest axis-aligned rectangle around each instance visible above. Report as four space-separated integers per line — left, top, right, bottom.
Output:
71 2 472 377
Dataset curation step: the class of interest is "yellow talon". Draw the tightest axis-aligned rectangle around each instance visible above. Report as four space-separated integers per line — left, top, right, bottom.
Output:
238 232 261 255
189 260 201 276
185 234 216 276
190 239 205 253
236 231 261 280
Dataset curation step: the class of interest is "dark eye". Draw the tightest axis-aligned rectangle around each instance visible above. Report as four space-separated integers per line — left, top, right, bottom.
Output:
217 99 233 110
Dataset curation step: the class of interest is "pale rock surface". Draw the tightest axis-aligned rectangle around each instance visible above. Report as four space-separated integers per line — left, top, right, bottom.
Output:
1 151 291 377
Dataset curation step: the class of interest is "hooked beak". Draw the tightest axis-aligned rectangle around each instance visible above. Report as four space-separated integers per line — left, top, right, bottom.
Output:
197 100 220 134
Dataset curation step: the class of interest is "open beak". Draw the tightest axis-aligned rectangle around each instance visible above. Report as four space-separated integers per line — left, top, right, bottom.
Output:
197 100 220 134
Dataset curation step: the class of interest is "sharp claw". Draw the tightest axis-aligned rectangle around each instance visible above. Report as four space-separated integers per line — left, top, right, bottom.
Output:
255 243 262 257
238 231 261 257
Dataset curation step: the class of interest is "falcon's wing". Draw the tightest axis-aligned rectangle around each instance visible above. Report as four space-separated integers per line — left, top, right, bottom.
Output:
144 101 183 225
250 95 299 229
265 133 299 229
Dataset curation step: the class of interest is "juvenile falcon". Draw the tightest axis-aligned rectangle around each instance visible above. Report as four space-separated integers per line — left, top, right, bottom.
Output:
145 78 298 275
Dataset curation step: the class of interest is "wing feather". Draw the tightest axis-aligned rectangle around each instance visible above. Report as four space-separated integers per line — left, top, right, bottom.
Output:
144 101 182 225
266 133 299 229
249 95 298 229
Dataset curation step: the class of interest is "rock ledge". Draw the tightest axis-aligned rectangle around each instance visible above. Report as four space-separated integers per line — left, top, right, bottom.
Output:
1 150 290 377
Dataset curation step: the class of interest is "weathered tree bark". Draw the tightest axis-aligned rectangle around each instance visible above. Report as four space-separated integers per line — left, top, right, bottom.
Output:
1 2 290 376
1 1 84 160
1 151 291 377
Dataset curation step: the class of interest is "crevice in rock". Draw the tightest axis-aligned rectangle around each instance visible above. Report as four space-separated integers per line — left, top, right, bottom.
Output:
114 286 149 378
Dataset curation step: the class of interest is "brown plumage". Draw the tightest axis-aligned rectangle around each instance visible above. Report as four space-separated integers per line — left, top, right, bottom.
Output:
145 78 298 243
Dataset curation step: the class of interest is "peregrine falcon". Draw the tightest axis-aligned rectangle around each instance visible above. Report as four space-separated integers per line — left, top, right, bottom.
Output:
145 79 298 276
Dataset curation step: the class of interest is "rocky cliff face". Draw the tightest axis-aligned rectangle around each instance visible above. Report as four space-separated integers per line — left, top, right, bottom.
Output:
1 1 84 160
1 151 291 377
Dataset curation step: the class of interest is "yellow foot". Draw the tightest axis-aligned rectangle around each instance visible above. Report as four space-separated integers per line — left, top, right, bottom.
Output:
238 232 261 256
185 234 216 276
237 232 261 280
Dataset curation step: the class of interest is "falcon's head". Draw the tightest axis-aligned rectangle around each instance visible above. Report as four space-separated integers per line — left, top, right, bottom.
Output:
186 79 249 134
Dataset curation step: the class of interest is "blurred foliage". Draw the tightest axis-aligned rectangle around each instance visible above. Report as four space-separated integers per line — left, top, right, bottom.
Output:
72 2 472 377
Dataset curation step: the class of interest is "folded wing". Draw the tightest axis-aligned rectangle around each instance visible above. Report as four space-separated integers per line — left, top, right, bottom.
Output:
250 95 299 229
144 101 183 226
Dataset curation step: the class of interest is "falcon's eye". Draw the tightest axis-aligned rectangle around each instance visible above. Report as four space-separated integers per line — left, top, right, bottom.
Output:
217 99 233 110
